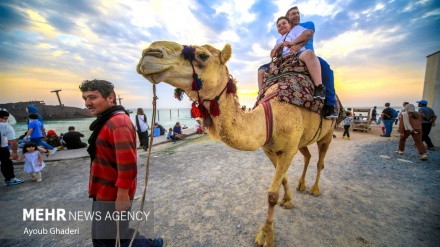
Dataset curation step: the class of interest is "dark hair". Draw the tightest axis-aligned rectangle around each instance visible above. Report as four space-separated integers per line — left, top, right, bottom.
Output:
79 79 117 104
0 110 10 118
277 16 290 25
285 6 299 17
29 113 39 120
68 126 75 131
137 108 145 115
23 142 38 154
385 102 390 107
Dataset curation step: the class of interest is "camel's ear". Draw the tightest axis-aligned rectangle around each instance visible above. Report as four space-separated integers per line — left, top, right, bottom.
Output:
220 44 232 64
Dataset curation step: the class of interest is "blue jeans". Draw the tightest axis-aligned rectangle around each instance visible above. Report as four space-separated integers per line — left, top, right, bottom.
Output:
30 137 54 150
318 57 336 106
383 120 394 136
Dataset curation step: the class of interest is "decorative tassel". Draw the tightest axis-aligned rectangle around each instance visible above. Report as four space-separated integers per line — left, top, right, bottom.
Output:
226 78 236 94
182 45 195 61
198 104 209 118
174 88 185 101
209 98 220 116
191 102 201 118
191 72 203 91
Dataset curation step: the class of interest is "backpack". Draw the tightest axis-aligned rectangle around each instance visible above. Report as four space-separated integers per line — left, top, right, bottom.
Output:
391 108 398 119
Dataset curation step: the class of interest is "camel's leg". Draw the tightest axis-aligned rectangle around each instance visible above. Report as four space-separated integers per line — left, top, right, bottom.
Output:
255 151 295 247
263 149 294 209
297 147 311 192
309 132 333 196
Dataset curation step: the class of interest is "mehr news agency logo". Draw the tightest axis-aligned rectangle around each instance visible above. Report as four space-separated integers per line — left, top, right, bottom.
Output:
22 208 150 236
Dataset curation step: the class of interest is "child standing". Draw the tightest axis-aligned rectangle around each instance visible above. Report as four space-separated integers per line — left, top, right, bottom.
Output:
166 128 176 143
342 112 354 140
19 142 46 182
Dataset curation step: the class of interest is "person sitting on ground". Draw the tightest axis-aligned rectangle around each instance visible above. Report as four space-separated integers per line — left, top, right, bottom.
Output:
194 118 206 134
259 16 326 101
45 130 63 150
155 122 167 135
153 124 161 137
173 122 185 139
166 128 176 143
62 126 87 149
396 104 428 160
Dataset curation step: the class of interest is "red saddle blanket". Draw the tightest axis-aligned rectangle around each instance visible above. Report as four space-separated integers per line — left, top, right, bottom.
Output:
255 54 324 115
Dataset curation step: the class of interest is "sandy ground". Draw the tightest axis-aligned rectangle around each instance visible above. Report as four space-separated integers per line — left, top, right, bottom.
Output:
1 125 440 246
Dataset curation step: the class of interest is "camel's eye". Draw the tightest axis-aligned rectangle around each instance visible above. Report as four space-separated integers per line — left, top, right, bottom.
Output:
198 53 209 61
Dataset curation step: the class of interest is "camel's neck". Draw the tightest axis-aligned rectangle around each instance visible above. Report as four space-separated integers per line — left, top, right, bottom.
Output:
205 91 267 151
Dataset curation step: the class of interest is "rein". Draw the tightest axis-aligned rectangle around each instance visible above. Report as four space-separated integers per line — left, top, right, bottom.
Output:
124 84 158 247
179 45 236 126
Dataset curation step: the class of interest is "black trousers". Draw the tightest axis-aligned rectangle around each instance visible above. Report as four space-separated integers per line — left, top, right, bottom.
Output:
137 130 149 149
421 123 434 148
343 125 350 137
0 147 15 182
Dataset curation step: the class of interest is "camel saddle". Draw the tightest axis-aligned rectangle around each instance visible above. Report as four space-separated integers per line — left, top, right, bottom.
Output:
255 54 324 115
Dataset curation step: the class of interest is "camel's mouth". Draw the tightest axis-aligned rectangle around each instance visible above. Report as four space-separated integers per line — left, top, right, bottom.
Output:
136 49 171 84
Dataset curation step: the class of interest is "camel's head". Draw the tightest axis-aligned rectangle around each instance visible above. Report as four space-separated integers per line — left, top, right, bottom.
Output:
137 41 232 100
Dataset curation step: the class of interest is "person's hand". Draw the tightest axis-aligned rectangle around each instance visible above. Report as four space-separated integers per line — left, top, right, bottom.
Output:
38 161 42 166
289 44 301 55
270 44 283 58
10 153 18 160
115 190 131 212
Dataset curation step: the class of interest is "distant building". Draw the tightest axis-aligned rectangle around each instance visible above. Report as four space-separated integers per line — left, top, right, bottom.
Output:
422 51 440 146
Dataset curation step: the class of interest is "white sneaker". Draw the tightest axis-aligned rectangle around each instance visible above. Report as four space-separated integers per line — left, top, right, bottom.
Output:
5 178 24 186
50 148 57 156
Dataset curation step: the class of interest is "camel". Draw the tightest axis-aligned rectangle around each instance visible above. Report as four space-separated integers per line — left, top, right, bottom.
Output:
137 41 338 247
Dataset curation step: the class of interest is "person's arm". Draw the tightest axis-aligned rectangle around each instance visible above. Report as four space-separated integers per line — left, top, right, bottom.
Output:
37 152 43 166
270 43 284 58
113 124 137 212
116 188 131 212
284 29 314 50
9 139 18 160
24 128 33 140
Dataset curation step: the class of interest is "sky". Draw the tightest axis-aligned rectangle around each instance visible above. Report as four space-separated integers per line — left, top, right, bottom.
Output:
1 0 439 110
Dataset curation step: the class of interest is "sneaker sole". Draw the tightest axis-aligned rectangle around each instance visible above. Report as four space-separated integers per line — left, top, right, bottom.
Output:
5 181 24 186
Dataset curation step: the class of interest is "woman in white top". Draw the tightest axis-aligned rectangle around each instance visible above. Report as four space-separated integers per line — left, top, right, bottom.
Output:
135 108 149 151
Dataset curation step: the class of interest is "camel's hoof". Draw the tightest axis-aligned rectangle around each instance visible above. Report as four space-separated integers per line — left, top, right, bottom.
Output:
309 186 320 196
254 231 265 247
296 183 306 192
278 199 294 209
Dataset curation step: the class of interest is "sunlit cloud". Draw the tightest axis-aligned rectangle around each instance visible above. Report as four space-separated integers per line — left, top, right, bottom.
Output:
0 0 438 110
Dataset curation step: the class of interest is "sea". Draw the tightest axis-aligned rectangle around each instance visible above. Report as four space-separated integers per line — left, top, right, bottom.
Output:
7 108 194 143
6 105 410 142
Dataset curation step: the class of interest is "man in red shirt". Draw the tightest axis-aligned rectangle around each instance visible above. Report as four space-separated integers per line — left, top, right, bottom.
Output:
80 79 166 247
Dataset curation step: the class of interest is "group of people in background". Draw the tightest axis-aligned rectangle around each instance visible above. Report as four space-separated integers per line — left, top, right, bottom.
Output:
395 100 437 160
341 100 436 161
